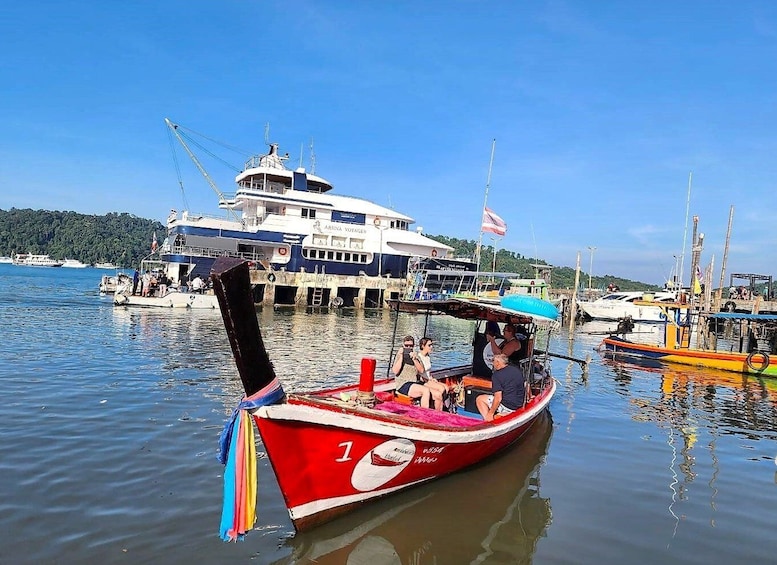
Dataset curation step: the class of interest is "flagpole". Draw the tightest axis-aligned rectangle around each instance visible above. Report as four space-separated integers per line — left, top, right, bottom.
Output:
678 171 692 291
475 139 496 290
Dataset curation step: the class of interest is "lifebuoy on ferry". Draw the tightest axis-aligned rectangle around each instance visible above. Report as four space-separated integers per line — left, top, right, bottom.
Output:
278 247 288 256
431 249 438 257
374 217 381 227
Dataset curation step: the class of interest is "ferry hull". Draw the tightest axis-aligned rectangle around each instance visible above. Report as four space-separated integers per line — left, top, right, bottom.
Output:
602 336 777 377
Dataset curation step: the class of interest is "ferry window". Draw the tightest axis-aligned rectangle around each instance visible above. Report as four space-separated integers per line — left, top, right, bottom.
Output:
314 236 327 246
360 254 367 263
302 208 316 219
302 249 308 258
344 253 351 261
327 251 334 260
315 250 324 259
350 239 364 249
335 252 343 261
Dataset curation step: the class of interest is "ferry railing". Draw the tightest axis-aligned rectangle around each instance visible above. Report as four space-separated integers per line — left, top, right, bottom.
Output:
169 245 265 263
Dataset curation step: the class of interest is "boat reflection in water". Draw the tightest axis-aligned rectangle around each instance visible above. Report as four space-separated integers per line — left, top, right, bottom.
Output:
272 412 553 565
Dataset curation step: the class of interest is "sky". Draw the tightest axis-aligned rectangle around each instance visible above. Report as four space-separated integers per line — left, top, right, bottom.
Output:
1 1 776 286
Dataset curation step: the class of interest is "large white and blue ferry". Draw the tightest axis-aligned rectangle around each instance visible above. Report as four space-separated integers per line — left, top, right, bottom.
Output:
161 121 474 287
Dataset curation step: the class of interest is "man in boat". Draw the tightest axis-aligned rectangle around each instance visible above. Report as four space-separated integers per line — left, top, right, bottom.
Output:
392 336 432 408
476 354 527 421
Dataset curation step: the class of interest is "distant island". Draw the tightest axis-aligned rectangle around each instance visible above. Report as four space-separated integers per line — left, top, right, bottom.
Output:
0 207 659 291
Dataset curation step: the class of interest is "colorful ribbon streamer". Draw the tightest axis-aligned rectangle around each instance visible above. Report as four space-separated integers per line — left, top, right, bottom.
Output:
218 378 284 541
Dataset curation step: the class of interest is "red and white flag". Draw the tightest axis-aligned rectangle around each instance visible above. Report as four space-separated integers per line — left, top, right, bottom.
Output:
151 231 158 253
481 207 507 236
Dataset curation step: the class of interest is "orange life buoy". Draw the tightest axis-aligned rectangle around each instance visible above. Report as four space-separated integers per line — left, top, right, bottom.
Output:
374 217 381 227
278 247 288 256
431 249 438 257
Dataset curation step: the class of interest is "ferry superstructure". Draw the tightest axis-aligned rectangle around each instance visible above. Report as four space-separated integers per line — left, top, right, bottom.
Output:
162 126 462 284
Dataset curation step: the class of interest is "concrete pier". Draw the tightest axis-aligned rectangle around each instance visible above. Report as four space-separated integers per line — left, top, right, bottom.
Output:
248 269 406 308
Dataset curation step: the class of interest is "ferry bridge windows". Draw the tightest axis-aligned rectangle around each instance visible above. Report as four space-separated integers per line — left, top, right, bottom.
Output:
389 220 408 230
301 208 316 219
301 248 368 264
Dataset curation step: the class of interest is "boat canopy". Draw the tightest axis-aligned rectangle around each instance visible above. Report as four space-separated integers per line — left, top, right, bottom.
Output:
707 312 777 321
390 298 559 328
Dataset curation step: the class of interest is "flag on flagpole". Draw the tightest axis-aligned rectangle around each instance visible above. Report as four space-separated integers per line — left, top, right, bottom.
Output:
481 207 507 237
151 231 158 253
693 264 703 295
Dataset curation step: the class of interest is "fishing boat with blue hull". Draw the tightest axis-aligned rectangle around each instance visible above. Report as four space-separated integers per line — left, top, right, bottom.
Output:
159 120 462 288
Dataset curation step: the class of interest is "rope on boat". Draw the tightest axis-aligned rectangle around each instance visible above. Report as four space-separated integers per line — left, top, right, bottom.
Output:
218 377 285 541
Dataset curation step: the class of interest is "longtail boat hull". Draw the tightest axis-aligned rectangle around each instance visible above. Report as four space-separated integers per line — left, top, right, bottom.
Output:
254 385 553 530
602 336 777 377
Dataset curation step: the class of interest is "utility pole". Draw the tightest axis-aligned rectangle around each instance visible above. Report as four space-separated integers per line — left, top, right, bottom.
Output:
587 246 597 291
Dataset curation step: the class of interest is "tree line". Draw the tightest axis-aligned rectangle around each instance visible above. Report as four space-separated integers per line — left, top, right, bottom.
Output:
0 208 164 268
428 234 659 291
0 208 656 290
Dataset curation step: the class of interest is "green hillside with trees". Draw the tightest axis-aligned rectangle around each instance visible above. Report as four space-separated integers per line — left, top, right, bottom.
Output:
428 234 661 291
0 208 658 290
0 208 164 268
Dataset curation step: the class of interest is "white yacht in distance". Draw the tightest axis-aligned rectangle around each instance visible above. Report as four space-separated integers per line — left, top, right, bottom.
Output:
161 120 473 284
12 253 64 267
578 290 678 322
94 262 119 269
0 256 12 264
62 258 88 268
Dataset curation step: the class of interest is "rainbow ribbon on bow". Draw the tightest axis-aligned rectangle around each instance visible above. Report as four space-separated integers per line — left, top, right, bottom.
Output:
218 378 285 541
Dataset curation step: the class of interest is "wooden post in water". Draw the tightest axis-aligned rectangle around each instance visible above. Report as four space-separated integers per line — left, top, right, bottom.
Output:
211 257 278 397
714 205 735 312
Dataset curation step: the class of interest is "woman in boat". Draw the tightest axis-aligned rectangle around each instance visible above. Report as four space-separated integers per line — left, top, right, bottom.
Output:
486 324 523 365
417 337 446 411
392 336 432 408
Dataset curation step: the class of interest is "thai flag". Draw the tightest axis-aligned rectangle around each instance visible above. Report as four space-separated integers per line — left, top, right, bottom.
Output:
151 231 158 253
482 207 507 236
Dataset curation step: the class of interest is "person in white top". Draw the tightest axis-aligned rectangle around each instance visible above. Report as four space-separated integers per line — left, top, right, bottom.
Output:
417 337 446 411
191 275 205 293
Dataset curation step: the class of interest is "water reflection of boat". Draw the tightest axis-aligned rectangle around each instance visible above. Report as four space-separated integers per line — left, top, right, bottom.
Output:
602 358 777 433
271 412 553 565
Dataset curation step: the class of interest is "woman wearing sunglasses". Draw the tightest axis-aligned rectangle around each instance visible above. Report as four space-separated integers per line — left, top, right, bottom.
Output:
392 336 432 408
417 337 446 411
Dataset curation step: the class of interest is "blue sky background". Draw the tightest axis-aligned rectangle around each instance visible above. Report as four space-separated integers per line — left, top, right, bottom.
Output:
1 1 776 285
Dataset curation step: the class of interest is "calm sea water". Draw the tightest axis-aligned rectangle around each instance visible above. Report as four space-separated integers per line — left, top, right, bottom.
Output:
1 264 776 564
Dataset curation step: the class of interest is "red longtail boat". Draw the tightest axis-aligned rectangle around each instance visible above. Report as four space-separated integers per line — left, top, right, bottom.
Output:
211 258 560 533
